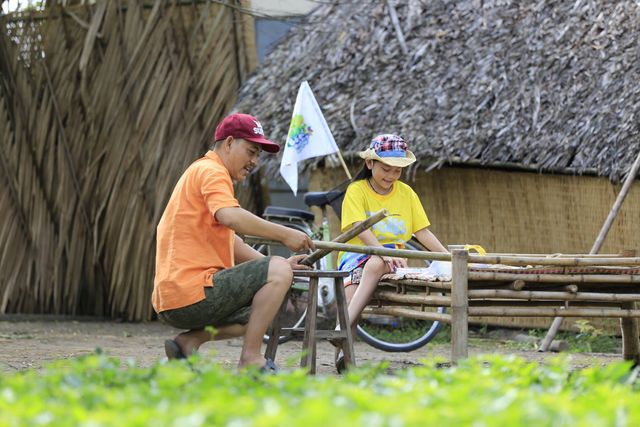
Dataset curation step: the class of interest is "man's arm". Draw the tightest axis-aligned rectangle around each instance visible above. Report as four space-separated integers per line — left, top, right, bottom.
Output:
216 207 313 252
234 235 264 264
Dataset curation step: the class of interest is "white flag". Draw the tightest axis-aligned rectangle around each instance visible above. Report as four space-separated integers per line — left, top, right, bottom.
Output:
280 81 340 195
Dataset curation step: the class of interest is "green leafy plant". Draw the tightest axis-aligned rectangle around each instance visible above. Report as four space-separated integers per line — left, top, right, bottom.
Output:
1 352 639 426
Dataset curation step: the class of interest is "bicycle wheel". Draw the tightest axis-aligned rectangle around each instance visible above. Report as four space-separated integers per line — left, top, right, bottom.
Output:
254 220 332 344
356 239 444 352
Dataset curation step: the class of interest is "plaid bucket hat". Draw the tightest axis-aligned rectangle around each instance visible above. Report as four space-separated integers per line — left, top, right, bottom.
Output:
358 134 416 167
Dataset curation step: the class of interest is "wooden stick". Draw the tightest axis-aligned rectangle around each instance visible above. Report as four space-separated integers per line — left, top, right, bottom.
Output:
300 209 387 266
386 0 409 55
312 241 452 261
468 271 640 283
471 255 640 267
312 242 640 266
335 150 353 180
620 302 640 364
591 152 640 254
541 151 640 351
363 306 451 323
451 250 469 363
380 279 452 290
489 253 624 258
245 210 386 265
467 289 640 302
372 290 451 306
469 300 626 308
468 307 640 318
510 279 526 290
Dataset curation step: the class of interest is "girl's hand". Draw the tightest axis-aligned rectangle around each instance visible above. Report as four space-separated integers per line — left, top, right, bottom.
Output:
380 256 407 273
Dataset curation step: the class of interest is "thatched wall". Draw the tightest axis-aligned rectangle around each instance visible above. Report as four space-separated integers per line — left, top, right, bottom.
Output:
0 0 257 320
311 166 640 255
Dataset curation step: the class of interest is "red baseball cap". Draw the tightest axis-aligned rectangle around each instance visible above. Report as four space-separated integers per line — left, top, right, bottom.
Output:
214 113 280 153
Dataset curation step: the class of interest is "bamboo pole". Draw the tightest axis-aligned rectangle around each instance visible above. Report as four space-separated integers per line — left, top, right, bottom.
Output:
620 302 640 364
363 306 451 323
386 0 409 55
310 242 640 266
451 250 469 363
510 279 526 290
380 279 452 290
468 271 640 283
490 253 624 258
541 152 640 351
468 307 640 318
468 289 640 302
372 290 451 306
469 300 626 308
335 151 353 180
591 154 640 254
311 242 452 261
472 255 640 267
300 209 386 266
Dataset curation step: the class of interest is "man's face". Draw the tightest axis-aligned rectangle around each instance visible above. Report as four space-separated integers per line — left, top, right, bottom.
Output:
226 138 261 181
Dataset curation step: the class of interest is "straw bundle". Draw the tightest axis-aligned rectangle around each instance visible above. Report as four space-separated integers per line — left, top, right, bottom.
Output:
0 0 256 320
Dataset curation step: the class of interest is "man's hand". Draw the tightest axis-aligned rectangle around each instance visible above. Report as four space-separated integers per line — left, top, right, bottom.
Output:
281 228 314 253
288 254 313 270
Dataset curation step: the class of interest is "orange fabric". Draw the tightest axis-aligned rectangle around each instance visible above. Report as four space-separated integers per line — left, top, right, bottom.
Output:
152 151 239 312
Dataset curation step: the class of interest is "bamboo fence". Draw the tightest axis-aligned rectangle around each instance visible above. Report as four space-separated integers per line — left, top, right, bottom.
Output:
326 244 640 362
0 0 257 320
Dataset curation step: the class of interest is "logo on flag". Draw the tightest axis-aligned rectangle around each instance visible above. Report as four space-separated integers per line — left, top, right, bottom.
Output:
280 81 339 195
287 115 314 153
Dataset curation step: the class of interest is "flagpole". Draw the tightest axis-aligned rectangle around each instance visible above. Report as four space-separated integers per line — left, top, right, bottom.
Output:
335 151 352 180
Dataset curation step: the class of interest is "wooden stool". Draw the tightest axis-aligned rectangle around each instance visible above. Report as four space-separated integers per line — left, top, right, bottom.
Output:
266 270 355 374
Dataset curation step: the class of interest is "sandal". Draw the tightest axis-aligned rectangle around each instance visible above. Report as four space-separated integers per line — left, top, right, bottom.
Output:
335 348 346 374
164 339 187 360
259 357 280 374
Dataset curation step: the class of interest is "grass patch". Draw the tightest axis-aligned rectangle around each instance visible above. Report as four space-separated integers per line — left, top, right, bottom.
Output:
471 322 622 354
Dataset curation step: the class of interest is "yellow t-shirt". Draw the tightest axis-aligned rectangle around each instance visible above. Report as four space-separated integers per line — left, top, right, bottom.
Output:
338 179 430 266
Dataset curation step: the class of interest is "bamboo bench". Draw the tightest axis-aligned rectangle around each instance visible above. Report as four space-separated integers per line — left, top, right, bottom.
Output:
362 250 640 364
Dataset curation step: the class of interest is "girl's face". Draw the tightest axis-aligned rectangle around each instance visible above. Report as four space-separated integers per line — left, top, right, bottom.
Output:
366 159 403 192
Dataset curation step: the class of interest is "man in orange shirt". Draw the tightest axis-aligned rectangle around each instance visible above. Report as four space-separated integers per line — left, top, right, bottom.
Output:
153 113 313 372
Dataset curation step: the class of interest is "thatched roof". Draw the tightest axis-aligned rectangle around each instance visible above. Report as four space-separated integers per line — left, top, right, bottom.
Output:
237 0 640 182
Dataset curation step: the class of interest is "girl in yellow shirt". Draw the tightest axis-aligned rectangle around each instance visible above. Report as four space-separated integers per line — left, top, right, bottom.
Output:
336 134 448 371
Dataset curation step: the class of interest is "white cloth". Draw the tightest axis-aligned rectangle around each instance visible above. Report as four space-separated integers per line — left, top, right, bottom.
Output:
280 81 340 195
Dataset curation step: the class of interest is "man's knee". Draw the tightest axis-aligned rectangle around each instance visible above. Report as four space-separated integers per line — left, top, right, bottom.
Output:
268 256 293 285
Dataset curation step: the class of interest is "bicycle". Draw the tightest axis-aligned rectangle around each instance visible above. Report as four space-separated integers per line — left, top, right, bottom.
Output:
254 184 444 352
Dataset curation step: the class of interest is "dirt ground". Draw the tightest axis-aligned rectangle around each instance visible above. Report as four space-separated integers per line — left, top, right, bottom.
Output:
0 317 623 375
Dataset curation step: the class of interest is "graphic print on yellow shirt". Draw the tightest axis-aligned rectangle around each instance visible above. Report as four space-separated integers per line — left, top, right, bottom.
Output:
337 179 430 270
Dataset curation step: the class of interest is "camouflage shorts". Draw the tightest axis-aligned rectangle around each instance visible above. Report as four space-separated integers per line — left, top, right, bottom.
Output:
158 256 272 330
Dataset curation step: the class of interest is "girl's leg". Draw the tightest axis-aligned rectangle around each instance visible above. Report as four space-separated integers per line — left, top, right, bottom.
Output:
344 284 358 305
346 256 387 329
